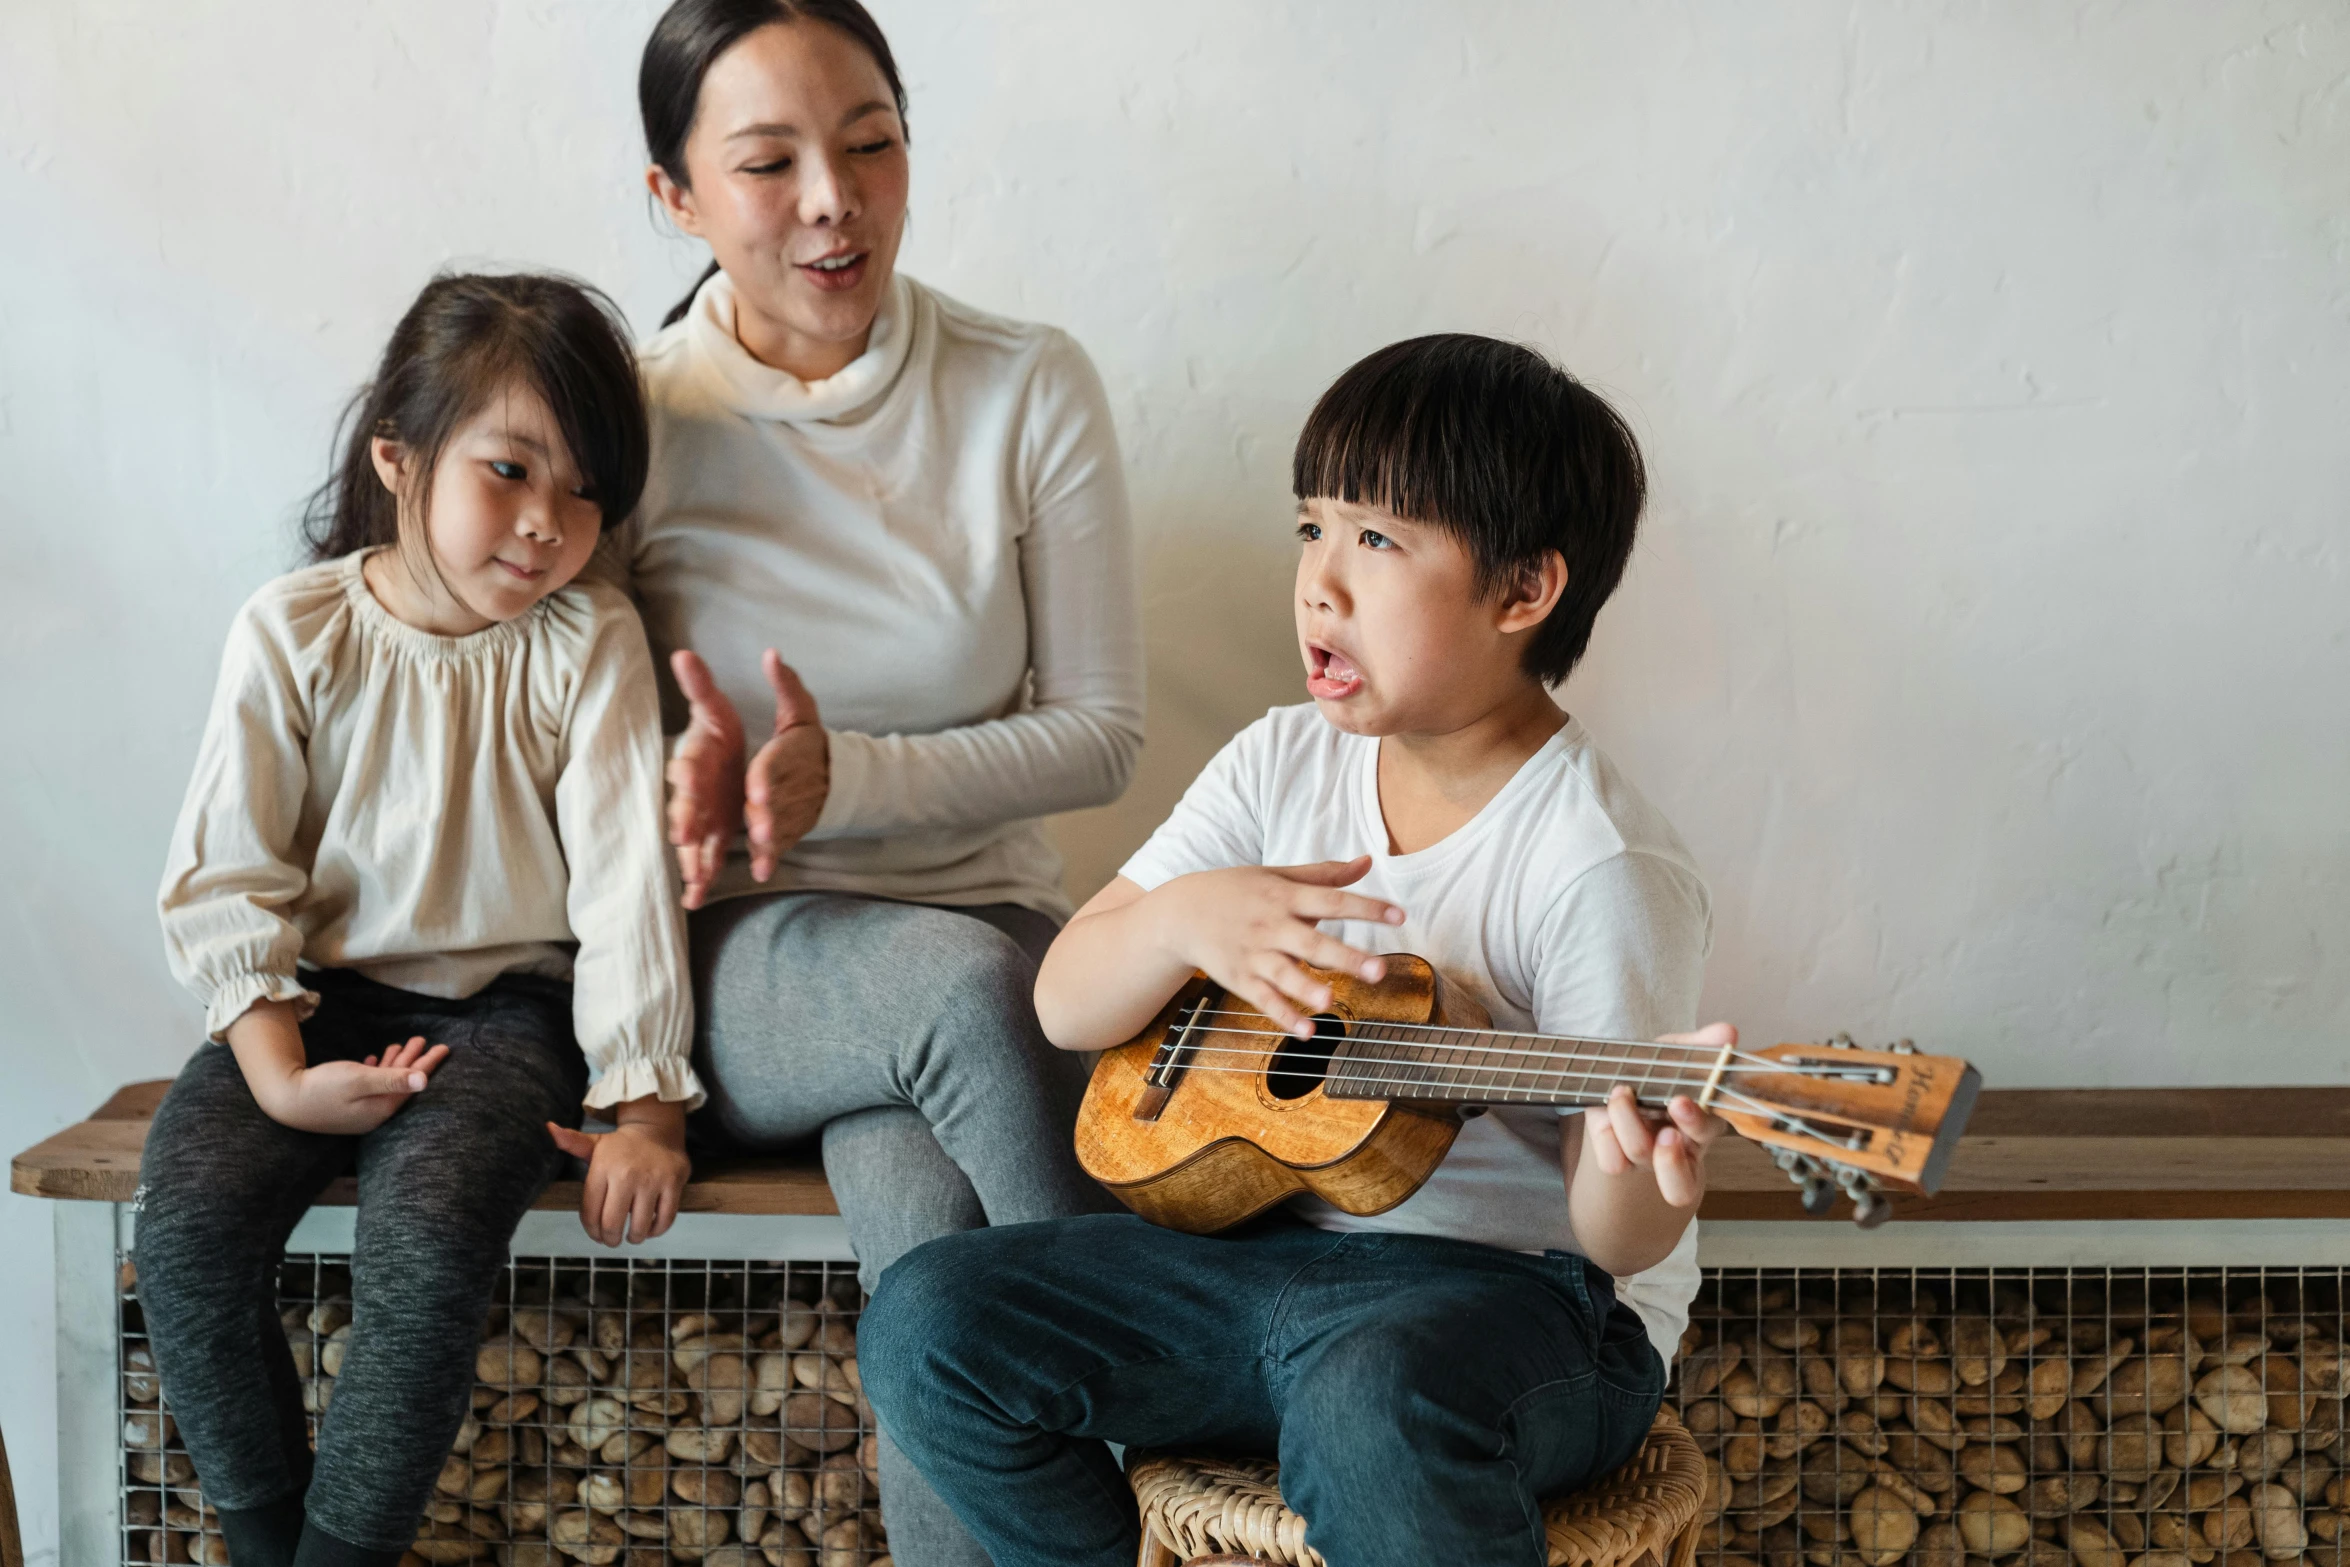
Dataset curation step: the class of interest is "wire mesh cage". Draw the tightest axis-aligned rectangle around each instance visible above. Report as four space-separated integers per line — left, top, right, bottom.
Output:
116 1260 2350 1567
119 1253 888 1567
1676 1269 2350 1567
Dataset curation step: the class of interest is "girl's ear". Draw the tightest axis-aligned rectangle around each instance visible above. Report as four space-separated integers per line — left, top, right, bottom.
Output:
648 163 705 239
369 434 407 497
1495 551 1570 635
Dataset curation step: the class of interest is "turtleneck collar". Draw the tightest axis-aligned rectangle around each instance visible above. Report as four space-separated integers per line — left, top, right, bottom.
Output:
686 267 915 425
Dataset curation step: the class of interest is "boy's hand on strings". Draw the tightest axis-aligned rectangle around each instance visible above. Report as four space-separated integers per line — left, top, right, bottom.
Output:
271 1036 449 1136
547 1098 691 1247
1581 1025 1738 1209
1149 856 1406 1038
743 649 828 884
667 649 748 910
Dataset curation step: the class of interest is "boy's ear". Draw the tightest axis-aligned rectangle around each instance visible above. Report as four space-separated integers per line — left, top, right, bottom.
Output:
1494 551 1569 635
369 435 407 497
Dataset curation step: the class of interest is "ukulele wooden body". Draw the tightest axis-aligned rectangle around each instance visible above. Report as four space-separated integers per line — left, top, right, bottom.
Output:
1076 956 1487 1235
1077 955 1981 1235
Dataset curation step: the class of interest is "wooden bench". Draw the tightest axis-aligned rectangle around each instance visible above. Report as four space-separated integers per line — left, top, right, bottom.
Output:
11 1081 837 1214
19 1081 2350 1222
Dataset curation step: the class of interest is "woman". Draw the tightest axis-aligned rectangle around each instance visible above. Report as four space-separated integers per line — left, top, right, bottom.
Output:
621 3 1143 1562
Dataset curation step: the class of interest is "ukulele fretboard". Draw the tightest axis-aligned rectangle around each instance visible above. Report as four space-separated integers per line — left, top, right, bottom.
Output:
1319 1021 1722 1107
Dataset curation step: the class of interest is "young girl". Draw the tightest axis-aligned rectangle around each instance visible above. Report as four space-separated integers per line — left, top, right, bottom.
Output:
136 272 703 1567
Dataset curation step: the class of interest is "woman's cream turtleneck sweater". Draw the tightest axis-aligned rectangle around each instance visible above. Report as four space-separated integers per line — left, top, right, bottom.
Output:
621 270 1144 917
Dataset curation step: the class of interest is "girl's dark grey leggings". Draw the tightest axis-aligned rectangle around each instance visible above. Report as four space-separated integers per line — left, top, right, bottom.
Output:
134 969 586 1566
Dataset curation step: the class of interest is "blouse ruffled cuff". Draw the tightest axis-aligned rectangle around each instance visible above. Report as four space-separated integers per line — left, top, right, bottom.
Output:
203 971 321 1042
584 1057 709 1114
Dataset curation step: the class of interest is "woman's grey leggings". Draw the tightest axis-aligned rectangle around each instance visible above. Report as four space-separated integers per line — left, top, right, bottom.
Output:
134 970 586 1567
687 891 1110 1567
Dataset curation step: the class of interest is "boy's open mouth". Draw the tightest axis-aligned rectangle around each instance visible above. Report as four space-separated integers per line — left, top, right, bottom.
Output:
1306 644 1364 700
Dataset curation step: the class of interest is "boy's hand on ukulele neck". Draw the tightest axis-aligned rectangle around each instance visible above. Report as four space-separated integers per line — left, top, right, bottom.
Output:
1150 855 1407 1037
1582 1030 1736 1209
265 1036 449 1136
547 1097 691 1247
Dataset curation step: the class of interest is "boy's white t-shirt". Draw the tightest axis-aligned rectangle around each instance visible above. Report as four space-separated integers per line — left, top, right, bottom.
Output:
1119 703 1712 1368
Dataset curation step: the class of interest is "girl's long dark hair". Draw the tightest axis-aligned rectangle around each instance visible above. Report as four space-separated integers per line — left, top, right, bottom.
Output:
302 272 649 564
639 0 909 328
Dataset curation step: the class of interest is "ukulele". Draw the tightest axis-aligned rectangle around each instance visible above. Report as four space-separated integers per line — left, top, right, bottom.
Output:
1075 955 1980 1235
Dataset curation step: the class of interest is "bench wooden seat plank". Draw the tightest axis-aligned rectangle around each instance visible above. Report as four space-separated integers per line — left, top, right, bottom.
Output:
12 1081 836 1214
18 1083 2350 1222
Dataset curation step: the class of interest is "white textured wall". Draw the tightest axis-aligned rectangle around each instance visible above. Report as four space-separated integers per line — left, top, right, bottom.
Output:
3 2 2345 1555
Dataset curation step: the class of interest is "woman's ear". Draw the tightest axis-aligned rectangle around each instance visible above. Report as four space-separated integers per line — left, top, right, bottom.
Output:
1495 551 1570 635
369 435 407 497
647 163 704 238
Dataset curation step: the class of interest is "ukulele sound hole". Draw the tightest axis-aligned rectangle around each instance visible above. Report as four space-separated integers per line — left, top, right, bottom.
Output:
1267 1014 1345 1100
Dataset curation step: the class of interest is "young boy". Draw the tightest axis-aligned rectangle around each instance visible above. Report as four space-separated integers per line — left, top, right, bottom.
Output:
859 334 1732 1567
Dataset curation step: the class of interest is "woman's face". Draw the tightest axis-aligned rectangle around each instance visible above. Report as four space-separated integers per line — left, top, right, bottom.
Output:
651 20 909 381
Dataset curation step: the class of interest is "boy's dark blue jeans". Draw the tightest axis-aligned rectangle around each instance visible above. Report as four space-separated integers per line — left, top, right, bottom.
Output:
859 1210 1667 1567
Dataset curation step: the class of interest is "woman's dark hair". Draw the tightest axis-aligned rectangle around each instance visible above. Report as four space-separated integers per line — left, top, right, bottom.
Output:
1292 335 1647 686
641 0 909 328
303 272 649 565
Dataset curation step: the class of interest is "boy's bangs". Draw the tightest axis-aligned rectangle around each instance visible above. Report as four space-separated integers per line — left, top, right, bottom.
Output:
1290 368 1466 535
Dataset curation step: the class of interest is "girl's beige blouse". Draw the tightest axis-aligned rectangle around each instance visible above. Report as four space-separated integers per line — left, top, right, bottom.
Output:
158 550 703 1111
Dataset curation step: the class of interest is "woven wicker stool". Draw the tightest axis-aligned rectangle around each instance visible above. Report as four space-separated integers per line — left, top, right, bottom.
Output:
1126 1410 1706 1567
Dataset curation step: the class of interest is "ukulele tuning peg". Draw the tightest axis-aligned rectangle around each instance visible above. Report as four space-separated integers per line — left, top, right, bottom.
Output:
1889 1038 1918 1055
1827 1032 1857 1050
1774 1150 1840 1214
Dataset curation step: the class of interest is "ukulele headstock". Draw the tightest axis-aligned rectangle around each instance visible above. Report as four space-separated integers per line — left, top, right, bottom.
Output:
1708 1034 1980 1226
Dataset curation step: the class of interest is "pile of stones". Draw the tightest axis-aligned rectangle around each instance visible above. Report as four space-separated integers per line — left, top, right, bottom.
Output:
121 1259 889 1567
1675 1275 2350 1567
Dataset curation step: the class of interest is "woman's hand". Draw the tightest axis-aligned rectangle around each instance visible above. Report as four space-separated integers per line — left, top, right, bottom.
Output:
547 1097 691 1246
667 650 748 910
744 648 829 882
664 647 830 906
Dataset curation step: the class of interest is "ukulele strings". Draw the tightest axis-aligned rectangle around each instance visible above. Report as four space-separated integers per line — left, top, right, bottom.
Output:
1173 1010 1834 1080
1161 1045 1774 1100
1141 1055 1789 1119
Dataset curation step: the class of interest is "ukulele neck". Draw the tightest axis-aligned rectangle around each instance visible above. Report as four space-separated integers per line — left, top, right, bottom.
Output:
1319 1022 1727 1109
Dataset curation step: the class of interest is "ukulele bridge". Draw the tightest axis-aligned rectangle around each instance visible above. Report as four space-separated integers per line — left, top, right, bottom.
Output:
1133 991 1215 1122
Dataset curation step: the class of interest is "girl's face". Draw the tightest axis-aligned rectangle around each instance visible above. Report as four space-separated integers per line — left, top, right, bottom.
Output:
368 381 604 636
650 20 909 382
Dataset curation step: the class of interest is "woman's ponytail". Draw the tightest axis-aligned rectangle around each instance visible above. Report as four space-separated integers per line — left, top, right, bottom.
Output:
662 260 724 330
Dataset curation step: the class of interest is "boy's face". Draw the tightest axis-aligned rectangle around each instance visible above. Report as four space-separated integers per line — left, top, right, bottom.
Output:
1294 496 1548 736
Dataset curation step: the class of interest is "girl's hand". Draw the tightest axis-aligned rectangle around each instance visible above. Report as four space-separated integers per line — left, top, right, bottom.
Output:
667 649 748 910
744 649 828 881
1148 856 1406 1037
547 1099 690 1246
272 1036 450 1135
1582 1048 1735 1209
